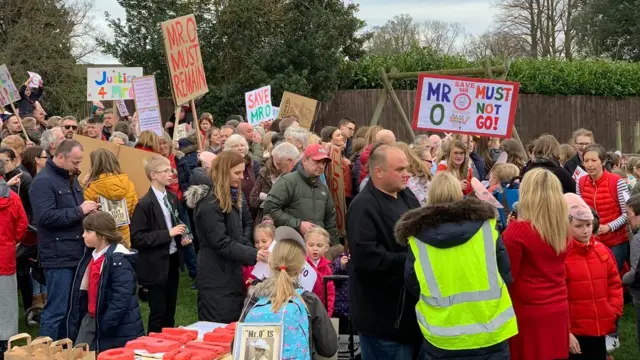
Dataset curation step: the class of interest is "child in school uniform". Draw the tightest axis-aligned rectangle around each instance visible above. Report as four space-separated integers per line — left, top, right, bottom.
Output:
243 222 275 289
304 227 335 317
239 226 338 359
66 211 144 352
130 155 192 333
623 194 640 351
564 193 623 360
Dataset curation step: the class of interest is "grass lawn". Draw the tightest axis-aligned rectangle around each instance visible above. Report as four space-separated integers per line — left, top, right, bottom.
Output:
16 273 640 359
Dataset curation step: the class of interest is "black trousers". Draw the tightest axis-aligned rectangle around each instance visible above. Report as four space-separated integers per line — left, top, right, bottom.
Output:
147 253 180 333
568 335 606 360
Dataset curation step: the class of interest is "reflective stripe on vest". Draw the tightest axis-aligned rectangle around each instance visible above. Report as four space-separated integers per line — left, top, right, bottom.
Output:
409 219 518 350
415 222 500 307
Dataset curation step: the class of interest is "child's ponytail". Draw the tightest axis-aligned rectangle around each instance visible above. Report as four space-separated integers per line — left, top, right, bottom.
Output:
268 239 307 312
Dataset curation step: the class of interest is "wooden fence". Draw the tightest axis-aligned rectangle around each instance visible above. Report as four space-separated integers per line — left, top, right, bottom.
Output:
80 90 640 151
315 90 640 152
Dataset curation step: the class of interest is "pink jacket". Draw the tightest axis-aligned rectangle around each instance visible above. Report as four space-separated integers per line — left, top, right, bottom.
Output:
306 256 335 317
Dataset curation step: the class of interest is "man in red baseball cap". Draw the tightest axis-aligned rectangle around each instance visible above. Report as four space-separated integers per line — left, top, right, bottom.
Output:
264 143 339 245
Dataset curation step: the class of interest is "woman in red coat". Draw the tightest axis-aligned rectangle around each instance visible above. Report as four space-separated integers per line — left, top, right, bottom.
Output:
503 168 571 360
564 193 623 359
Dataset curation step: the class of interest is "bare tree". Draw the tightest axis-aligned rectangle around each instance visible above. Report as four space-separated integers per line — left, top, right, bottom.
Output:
464 31 530 60
367 14 419 55
418 21 465 54
495 0 579 59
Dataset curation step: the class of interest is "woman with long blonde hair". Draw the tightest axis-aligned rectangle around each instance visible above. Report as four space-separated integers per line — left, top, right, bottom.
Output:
83 148 138 247
238 228 338 359
503 168 570 360
436 140 473 194
184 150 265 323
134 130 161 154
396 142 432 205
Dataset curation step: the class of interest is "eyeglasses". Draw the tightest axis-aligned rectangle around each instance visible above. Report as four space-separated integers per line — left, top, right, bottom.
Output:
64 125 78 130
576 142 591 147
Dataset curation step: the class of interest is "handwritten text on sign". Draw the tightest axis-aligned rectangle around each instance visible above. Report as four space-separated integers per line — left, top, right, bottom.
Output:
87 67 143 101
412 74 519 138
132 76 163 136
0 65 20 107
245 85 275 125
161 14 209 106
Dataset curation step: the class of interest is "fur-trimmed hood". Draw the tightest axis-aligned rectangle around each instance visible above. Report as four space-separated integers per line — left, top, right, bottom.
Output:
184 184 210 209
395 198 497 248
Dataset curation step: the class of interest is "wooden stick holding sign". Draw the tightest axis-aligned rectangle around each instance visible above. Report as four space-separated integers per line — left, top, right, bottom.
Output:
9 104 32 143
191 99 202 151
172 107 181 142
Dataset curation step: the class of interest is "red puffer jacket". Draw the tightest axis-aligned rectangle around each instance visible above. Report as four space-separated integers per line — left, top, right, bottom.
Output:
0 184 28 275
306 256 335 317
565 237 623 336
579 171 627 248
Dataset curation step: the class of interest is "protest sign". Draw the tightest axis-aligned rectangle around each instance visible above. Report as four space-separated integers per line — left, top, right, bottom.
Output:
573 166 588 182
87 67 143 101
75 135 152 197
27 72 42 87
326 145 346 235
115 100 129 116
413 74 519 138
132 76 162 136
0 65 20 107
471 178 504 209
161 14 209 106
245 85 275 126
278 91 318 129
272 106 280 120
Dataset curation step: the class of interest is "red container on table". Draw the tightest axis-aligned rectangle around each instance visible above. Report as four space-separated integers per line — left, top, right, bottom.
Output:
149 332 193 345
163 348 217 360
97 348 135 360
125 336 181 353
162 328 198 341
185 341 227 356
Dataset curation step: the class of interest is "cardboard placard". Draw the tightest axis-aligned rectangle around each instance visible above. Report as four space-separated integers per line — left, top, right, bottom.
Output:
75 135 152 198
326 145 346 235
278 91 318 129
161 14 209 106
0 64 21 107
471 178 503 209
245 85 275 126
132 76 163 136
86 67 143 101
413 74 519 138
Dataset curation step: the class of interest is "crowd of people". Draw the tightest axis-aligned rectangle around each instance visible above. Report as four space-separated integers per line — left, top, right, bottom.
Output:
1 87 640 360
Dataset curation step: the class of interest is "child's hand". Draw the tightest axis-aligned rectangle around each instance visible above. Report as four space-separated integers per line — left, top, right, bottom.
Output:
340 256 349 270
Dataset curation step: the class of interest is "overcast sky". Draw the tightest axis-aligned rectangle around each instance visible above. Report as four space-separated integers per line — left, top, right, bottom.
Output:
88 0 496 64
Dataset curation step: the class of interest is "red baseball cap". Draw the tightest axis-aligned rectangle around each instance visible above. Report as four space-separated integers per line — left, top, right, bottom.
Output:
304 144 330 161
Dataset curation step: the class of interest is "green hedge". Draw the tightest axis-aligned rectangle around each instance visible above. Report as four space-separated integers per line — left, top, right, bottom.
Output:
337 48 640 97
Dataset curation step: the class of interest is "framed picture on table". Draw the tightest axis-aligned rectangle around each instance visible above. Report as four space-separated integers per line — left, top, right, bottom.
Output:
233 323 283 360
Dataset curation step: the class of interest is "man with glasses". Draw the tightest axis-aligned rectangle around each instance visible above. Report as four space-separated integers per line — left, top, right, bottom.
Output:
61 116 78 139
564 128 595 175
338 118 356 158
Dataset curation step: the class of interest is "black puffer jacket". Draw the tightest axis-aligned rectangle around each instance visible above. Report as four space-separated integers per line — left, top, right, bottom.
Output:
185 185 257 323
395 198 513 360
524 157 575 194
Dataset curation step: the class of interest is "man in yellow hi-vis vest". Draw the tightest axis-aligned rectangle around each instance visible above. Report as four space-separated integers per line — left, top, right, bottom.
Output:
396 196 518 359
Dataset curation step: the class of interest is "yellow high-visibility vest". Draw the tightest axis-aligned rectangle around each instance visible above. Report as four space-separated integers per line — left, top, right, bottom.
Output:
408 219 518 350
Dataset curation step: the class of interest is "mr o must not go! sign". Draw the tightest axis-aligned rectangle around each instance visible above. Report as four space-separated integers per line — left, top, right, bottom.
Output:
412 74 519 138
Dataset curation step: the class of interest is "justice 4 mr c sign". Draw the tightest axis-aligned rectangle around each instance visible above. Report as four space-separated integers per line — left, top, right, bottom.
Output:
412 74 520 138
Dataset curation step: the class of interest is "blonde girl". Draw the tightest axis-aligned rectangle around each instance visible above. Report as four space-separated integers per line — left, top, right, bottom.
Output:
239 228 338 359
396 142 432 205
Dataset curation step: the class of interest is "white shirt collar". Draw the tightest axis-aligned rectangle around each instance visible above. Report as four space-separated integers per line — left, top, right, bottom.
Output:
152 186 167 202
92 245 110 260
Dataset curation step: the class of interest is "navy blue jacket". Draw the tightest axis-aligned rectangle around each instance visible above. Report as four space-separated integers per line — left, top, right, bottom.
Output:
66 243 144 352
29 159 85 268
